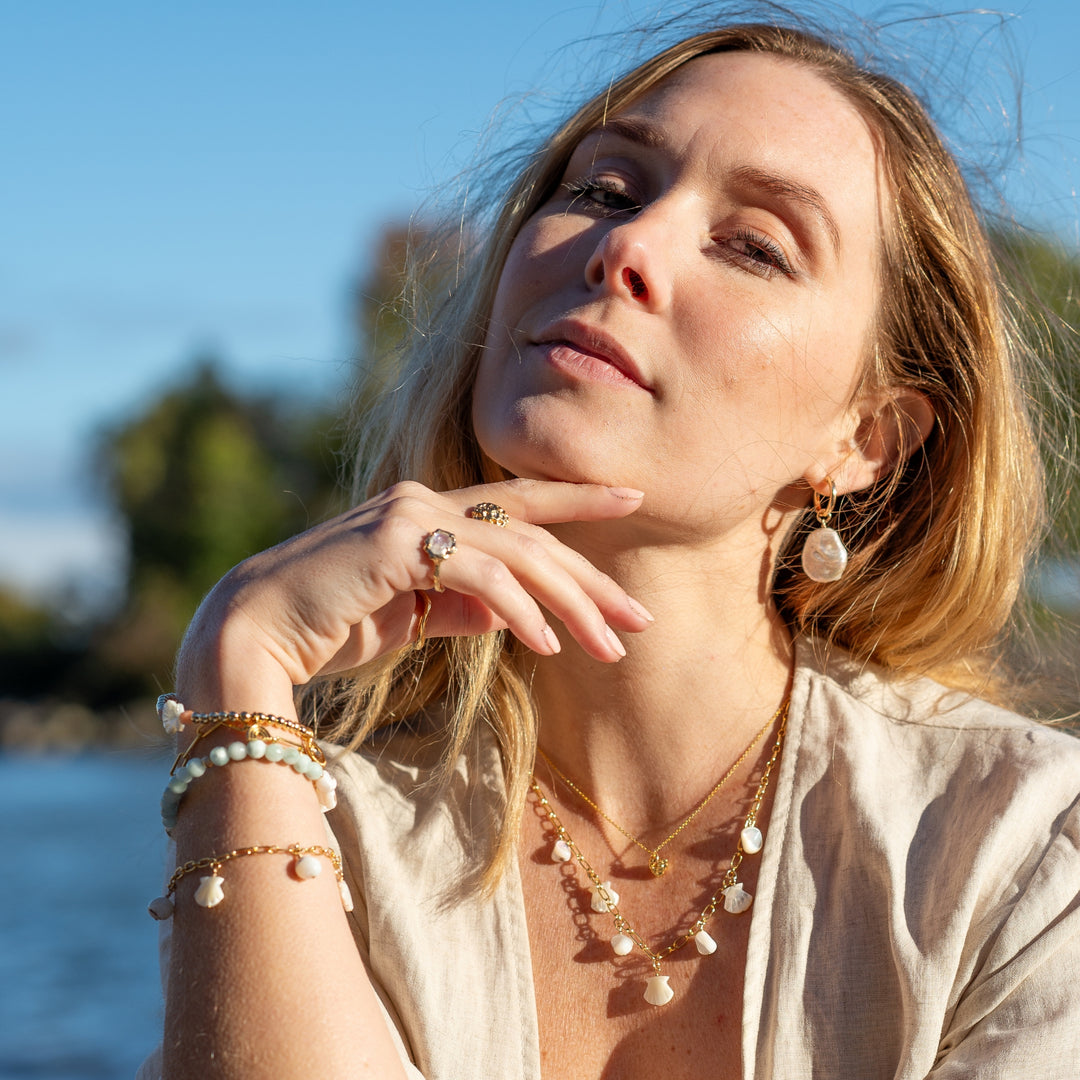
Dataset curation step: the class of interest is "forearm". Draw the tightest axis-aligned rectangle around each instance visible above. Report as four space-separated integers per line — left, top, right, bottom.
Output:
161 639 407 1079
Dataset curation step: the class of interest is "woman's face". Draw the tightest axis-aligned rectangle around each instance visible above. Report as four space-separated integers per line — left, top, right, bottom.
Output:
472 51 884 537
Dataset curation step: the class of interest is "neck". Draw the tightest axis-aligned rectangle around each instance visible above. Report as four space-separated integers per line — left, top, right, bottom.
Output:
530 531 794 832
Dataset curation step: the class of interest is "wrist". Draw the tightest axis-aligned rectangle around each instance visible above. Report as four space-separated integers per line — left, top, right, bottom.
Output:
176 587 297 717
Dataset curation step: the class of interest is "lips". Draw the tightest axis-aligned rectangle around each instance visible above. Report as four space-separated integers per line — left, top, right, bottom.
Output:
535 321 654 392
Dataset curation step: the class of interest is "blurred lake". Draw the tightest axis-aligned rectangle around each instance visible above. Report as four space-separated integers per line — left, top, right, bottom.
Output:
0 749 169 1079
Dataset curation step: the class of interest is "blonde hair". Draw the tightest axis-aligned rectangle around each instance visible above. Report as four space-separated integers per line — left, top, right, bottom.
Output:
313 21 1054 882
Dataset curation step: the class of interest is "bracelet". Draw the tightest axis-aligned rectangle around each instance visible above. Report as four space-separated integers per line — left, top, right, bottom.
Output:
161 740 338 832
147 843 353 920
172 719 325 775
157 696 318 754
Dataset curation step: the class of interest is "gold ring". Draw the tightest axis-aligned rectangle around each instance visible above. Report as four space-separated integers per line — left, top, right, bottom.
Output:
469 502 510 528
412 590 432 651
422 530 457 592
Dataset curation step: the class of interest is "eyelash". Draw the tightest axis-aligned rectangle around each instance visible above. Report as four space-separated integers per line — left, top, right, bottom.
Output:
723 226 794 278
562 177 639 215
560 176 794 279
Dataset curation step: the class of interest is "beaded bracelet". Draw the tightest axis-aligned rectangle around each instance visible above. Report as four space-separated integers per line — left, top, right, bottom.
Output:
157 696 320 748
157 696 325 769
161 739 338 832
147 842 353 920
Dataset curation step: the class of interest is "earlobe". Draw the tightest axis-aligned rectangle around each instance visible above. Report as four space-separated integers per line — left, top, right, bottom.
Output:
812 388 935 497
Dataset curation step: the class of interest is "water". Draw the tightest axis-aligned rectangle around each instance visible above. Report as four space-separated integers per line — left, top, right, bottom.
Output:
0 750 170 1079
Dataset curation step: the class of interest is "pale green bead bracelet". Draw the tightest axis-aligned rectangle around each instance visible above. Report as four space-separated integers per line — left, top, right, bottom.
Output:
161 740 337 833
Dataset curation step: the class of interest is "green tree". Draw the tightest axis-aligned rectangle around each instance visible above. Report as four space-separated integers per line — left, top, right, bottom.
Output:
89 358 344 697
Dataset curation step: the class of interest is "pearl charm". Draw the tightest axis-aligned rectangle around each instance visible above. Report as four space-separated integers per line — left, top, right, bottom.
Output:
740 826 764 854
294 854 322 880
801 527 848 582
590 882 619 913
147 895 174 921
339 878 355 912
611 932 634 956
551 839 572 863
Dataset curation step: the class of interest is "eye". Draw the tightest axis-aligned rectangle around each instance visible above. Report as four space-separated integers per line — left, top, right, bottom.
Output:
721 226 795 279
561 177 640 217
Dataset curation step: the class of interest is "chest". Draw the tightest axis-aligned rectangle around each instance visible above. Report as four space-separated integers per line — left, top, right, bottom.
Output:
519 837 753 1080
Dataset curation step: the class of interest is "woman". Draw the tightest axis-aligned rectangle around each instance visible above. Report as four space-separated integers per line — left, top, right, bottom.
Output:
144 17 1080 1080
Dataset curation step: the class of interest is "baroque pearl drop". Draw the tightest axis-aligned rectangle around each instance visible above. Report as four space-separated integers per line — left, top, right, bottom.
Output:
551 839 572 863
801 527 848 582
339 878 355 912
590 882 619 913
740 826 764 854
644 975 674 1006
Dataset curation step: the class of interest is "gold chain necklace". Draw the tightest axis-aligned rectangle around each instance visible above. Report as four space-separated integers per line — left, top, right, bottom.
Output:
530 701 787 1007
537 702 782 877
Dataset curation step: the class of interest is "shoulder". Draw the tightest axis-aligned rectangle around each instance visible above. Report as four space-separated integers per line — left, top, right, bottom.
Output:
785 637 1080 929
792 637 1080 799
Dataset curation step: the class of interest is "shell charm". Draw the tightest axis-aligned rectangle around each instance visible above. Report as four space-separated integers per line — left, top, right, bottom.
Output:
551 839 572 863
722 883 753 914
644 974 674 1006
648 852 669 877
693 928 718 955
611 932 634 956
801 527 848 582
194 874 226 908
159 697 185 734
740 825 764 854
590 882 619 913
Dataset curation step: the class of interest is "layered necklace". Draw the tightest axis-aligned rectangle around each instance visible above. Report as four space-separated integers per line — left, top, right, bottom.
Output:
530 700 788 1007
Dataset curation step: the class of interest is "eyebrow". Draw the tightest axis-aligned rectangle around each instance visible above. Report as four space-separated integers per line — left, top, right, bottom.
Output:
731 165 841 256
593 116 843 257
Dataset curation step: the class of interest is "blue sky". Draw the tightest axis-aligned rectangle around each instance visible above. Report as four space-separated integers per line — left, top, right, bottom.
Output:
4 0 1080 607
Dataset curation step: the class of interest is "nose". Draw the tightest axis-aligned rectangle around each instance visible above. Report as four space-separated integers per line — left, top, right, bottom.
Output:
584 211 673 311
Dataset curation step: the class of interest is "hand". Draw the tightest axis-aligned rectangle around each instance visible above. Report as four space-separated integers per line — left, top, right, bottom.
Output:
176 479 652 709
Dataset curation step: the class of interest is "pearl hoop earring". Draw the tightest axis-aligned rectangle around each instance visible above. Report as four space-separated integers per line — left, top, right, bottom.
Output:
801 479 849 583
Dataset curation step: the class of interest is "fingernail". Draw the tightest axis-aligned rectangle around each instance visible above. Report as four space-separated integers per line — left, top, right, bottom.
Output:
627 597 654 622
541 625 561 654
604 625 626 657
607 487 645 500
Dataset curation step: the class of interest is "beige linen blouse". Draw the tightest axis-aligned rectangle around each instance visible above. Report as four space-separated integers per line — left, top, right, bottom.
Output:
142 641 1080 1079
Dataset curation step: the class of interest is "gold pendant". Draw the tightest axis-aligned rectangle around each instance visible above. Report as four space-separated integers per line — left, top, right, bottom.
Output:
648 853 669 877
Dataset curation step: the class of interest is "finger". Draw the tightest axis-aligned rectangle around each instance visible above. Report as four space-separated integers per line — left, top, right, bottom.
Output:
457 478 645 526
419 532 628 662
449 484 654 629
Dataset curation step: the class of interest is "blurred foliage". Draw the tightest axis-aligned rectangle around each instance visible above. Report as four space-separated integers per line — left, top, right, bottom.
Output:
84 358 346 700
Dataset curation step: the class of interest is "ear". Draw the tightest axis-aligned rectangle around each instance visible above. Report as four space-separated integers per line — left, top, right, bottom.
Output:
807 388 935 497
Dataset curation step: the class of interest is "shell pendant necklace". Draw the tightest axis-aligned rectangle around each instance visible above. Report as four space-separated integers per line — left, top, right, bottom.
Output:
530 701 788 1007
